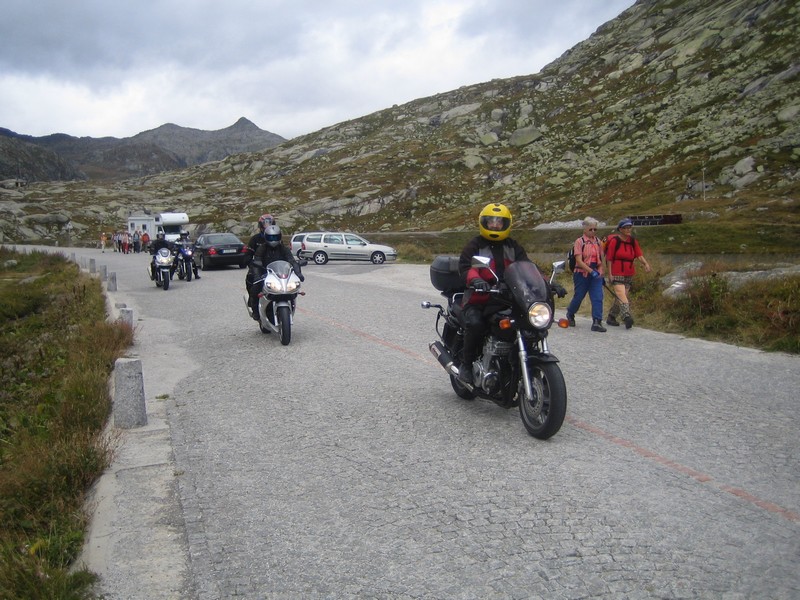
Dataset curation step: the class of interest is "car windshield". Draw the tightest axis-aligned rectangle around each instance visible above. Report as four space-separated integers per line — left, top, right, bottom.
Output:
206 234 240 244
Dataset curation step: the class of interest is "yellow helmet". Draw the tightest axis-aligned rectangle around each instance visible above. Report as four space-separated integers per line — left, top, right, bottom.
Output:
478 203 512 241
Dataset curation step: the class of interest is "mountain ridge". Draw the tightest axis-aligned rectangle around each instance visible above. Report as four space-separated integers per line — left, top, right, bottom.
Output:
1 0 798 246
0 118 286 181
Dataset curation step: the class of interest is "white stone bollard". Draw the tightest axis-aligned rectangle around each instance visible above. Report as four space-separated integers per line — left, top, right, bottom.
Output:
119 308 133 328
99 265 108 281
107 272 117 291
90 258 96 274
113 358 147 428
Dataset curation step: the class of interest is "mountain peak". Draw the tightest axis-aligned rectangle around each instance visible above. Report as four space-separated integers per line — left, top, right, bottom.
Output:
230 117 257 130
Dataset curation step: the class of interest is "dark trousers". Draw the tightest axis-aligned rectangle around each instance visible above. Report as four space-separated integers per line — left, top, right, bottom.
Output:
567 272 604 321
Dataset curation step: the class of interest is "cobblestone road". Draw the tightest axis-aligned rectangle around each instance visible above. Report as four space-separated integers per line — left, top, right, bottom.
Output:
39 247 799 599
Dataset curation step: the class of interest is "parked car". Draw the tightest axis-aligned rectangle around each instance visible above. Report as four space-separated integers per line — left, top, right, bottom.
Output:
193 233 248 270
290 233 307 258
299 232 397 265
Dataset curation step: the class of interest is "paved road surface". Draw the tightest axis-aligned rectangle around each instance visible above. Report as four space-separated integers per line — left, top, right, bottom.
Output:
14 246 800 599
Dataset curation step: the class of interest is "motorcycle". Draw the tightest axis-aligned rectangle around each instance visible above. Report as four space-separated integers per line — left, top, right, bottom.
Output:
173 241 195 282
244 259 306 345
421 256 569 439
148 247 175 291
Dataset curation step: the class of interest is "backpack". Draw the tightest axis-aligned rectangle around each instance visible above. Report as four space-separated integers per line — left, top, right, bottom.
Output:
603 233 635 257
566 239 586 273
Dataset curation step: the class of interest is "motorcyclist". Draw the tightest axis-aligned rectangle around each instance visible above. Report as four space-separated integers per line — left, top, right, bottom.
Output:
244 214 303 319
176 230 201 279
456 203 568 384
148 232 173 280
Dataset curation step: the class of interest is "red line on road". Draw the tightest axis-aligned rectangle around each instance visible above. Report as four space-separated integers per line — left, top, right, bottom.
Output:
568 416 800 523
299 307 800 525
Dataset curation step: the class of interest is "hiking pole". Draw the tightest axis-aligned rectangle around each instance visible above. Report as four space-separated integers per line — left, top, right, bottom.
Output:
602 279 625 304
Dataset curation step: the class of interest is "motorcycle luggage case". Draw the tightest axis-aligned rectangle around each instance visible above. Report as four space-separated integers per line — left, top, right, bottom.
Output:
430 255 464 293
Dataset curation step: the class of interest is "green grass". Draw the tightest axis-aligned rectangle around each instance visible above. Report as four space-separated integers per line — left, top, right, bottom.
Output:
0 248 134 599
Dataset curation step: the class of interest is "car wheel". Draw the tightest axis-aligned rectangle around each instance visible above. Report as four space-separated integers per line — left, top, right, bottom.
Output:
313 251 328 265
371 252 386 265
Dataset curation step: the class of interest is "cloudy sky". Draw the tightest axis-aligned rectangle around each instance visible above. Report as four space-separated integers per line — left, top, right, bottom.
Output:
0 0 633 140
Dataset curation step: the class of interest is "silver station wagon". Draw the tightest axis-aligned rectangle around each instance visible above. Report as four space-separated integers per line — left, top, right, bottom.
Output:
299 232 397 265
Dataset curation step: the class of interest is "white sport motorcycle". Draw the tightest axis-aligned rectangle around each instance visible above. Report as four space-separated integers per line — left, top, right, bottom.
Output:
149 247 175 291
244 260 305 345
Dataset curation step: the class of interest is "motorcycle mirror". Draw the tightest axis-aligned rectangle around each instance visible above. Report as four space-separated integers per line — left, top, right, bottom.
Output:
471 256 491 268
421 301 432 309
552 260 566 274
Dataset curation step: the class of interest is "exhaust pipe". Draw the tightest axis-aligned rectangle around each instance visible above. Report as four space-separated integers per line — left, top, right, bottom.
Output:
429 341 460 377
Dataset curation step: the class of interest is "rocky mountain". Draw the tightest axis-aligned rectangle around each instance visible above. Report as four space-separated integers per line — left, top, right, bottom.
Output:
1 0 798 246
0 118 285 181
0 135 85 182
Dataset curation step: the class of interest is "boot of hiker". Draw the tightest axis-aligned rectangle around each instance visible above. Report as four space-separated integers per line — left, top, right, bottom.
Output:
591 319 607 333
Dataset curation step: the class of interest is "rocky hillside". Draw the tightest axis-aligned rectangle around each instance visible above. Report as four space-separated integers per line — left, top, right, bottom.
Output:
1 0 798 246
0 118 285 181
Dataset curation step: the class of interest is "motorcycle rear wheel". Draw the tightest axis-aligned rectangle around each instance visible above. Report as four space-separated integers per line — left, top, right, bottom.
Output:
519 362 566 439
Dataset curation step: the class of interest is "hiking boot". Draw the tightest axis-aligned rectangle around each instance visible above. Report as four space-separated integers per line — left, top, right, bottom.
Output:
606 315 620 326
591 319 607 333
566 313 576 327
624 316 634 329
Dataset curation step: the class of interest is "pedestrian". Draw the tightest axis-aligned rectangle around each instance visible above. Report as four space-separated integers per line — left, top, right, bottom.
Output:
100 232 107 252
605 218 651 329
141 231 151 252
133 229 141 253
565 217 607 332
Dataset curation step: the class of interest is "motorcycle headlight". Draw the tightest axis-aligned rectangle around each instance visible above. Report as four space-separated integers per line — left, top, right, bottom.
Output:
527 302 552 329
266 281 283 292
286 281 298 292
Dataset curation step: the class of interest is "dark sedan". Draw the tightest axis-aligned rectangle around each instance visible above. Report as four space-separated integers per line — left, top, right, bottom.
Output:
193 233 248 270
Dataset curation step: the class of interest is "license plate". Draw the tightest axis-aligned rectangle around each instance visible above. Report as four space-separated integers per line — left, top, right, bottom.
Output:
222 249 236 254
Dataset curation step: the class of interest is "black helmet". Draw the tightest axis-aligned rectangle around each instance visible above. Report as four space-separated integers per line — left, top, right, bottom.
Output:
264 224 282 248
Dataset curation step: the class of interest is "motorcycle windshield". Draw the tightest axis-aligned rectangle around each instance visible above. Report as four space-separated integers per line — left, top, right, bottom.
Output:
504 261 548 308
266 260 293 279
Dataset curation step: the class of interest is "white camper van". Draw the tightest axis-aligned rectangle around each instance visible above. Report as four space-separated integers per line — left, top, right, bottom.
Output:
127 212 190 242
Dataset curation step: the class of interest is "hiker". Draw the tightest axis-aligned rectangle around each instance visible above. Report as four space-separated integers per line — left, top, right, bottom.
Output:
565 217 606 332
605 218 651 329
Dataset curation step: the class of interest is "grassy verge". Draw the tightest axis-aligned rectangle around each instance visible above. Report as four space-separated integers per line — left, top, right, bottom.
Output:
0 248 133 599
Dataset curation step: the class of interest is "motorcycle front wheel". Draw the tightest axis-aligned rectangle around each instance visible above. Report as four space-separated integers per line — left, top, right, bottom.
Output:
278 305 291 345
186 261 193 281
162 271 170 291
519 362 566 440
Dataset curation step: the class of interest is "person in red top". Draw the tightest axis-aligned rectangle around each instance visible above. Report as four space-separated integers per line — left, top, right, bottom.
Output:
457 203 529 383
565 217 607 332
605 218 651 328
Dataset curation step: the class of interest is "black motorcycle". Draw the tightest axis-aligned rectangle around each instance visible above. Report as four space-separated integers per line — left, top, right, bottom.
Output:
422 256 568 439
